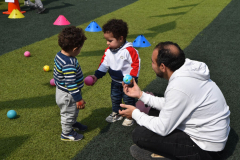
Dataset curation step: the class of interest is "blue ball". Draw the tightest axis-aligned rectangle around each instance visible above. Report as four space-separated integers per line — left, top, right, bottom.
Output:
123 75 133 84
7 110 17 119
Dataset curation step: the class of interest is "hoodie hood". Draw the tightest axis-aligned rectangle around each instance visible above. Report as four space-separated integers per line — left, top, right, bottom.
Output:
169 58 210 82
122 41 133 49
110 41 133 52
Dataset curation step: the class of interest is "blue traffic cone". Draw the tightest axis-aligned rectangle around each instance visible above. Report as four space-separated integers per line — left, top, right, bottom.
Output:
132 35 151 47
85 21 102 32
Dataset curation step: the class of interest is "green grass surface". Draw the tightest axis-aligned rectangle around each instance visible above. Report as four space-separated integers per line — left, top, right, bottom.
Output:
0 0 235 159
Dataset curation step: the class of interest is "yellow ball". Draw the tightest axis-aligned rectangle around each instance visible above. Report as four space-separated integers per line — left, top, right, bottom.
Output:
43 65 50 72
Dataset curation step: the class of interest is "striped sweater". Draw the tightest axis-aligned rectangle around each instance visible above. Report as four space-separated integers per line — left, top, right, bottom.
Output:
53 51 84 102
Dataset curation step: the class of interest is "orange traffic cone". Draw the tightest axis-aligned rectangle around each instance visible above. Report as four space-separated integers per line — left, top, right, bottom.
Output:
3 0 26 14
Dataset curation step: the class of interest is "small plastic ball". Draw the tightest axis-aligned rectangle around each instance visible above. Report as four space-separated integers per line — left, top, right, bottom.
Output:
78 101 83 106
50 79 56 86
123 75 133 84
7 110 17 119
24 51 31 57
84 76 94 86
43 65 50 72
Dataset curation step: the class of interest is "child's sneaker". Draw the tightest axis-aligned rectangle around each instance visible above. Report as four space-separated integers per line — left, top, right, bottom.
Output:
122 118 134 126
106 112 123 123
72 122 87 131
61 130 83 141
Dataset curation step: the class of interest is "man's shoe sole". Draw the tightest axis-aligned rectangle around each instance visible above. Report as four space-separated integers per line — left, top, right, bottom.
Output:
130 144 171 160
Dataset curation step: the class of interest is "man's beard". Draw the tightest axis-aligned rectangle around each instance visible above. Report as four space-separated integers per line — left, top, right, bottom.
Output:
156 70 164 78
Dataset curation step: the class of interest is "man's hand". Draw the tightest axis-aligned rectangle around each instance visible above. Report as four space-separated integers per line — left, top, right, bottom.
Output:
89 75 98 86
76 99 86 109
119 104 136 119
122 78 143 99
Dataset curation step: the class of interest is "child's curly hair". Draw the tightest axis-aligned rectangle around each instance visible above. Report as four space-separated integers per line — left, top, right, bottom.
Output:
58 26 87 52
102 19 128 40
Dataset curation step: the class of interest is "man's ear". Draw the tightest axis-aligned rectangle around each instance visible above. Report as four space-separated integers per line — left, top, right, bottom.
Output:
160 63 167 72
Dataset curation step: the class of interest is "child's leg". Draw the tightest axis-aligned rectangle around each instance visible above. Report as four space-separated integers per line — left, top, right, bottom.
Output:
111 80 123 114
122 93 135 126
122 78 138 126
56 88 78 134
35 0 43 8
105 80 123 123
24 0 37 8
35 0 45 14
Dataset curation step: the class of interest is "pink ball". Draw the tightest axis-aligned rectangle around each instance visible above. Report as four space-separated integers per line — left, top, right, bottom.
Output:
50 79 56 86
24 51 31 57
84 76 94 86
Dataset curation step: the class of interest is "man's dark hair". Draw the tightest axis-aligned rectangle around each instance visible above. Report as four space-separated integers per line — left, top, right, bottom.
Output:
155 41 185 72
102 19 128 40
58 26 87 52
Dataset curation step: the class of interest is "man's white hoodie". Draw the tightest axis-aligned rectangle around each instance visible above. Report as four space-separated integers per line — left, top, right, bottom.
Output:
132 58 230 151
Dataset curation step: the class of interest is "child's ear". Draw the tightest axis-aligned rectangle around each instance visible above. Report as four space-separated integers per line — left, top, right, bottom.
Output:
73 47 78 52
119 36 124 42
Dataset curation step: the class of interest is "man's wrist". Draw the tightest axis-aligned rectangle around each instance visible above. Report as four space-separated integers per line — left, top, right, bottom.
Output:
138 91 143 99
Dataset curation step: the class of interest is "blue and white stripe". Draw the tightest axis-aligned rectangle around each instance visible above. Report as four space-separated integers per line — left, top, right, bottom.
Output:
53 51 84 102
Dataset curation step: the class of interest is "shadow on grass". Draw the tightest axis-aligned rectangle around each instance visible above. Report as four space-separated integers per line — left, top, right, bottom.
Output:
42 2 74 11
78 108 112 133
150 12 187 18
127 3 202 40
0 135 30 160
0 94 56 111
168 3 199 10
128 21 177 39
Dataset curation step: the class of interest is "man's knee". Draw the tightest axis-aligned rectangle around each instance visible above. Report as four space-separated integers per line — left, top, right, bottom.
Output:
132 125 147 144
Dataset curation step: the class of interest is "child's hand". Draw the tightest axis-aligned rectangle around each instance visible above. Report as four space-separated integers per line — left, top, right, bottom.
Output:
89 75 98 85
76 99 86 109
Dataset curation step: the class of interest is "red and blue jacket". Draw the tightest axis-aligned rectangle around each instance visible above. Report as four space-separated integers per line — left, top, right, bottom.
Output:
94 42 140 82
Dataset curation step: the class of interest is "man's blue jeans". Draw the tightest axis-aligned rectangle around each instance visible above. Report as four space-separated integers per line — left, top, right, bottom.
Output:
111 79 137 114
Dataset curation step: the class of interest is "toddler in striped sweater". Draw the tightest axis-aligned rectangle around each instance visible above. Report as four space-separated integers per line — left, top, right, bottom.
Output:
54 26 87 141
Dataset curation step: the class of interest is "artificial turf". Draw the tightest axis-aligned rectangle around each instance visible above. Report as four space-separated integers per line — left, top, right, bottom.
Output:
1 0 238 159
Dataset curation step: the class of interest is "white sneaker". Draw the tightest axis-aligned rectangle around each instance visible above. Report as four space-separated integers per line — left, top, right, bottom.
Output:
122 118 134 126
105 112 123 123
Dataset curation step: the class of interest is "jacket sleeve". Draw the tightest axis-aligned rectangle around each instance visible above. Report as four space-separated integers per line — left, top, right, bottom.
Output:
126 47 140 77
94 50 109 79
132 89 190 136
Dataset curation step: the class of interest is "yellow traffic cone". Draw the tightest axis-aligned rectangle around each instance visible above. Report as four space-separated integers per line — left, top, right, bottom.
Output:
8 9 25 19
